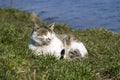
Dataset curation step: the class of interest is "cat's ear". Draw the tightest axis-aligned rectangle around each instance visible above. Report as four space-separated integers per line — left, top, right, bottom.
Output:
32 23 39 31
65 35 73 45
48 23 55 31
67 35 76 44
68 35 74 41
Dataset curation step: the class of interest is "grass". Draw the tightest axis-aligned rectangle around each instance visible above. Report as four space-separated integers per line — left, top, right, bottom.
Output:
0 8 120 80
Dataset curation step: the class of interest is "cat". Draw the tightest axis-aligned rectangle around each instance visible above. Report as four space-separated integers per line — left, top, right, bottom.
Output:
28 23 64 58
29 12 88 60
62 35 88 60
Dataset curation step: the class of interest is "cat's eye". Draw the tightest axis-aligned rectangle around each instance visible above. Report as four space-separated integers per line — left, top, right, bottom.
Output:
36 27 40 29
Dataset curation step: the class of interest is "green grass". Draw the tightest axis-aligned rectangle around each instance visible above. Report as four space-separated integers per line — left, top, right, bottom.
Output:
0 8 120 80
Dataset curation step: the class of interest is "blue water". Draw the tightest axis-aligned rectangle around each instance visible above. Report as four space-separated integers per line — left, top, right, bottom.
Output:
0 0 120 33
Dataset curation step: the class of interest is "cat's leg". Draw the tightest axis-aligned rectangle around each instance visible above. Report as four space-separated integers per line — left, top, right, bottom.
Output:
60 49 65 59
68 49 82 59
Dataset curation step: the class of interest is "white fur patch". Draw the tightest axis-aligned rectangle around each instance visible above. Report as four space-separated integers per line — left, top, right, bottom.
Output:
69 41 88 57
28 32 64 58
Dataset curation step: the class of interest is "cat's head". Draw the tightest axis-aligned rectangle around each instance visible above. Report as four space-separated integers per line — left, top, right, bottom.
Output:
31 23 55 46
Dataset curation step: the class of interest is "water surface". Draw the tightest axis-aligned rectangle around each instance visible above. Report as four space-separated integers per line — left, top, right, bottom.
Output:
0 0 120 33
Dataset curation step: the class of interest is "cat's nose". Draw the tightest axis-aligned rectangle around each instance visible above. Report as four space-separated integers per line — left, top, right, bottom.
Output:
46 38 51 41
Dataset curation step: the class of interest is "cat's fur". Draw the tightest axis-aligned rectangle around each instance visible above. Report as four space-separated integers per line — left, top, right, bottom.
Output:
28 23 64 58
62 35 88 60
28 17 88 60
